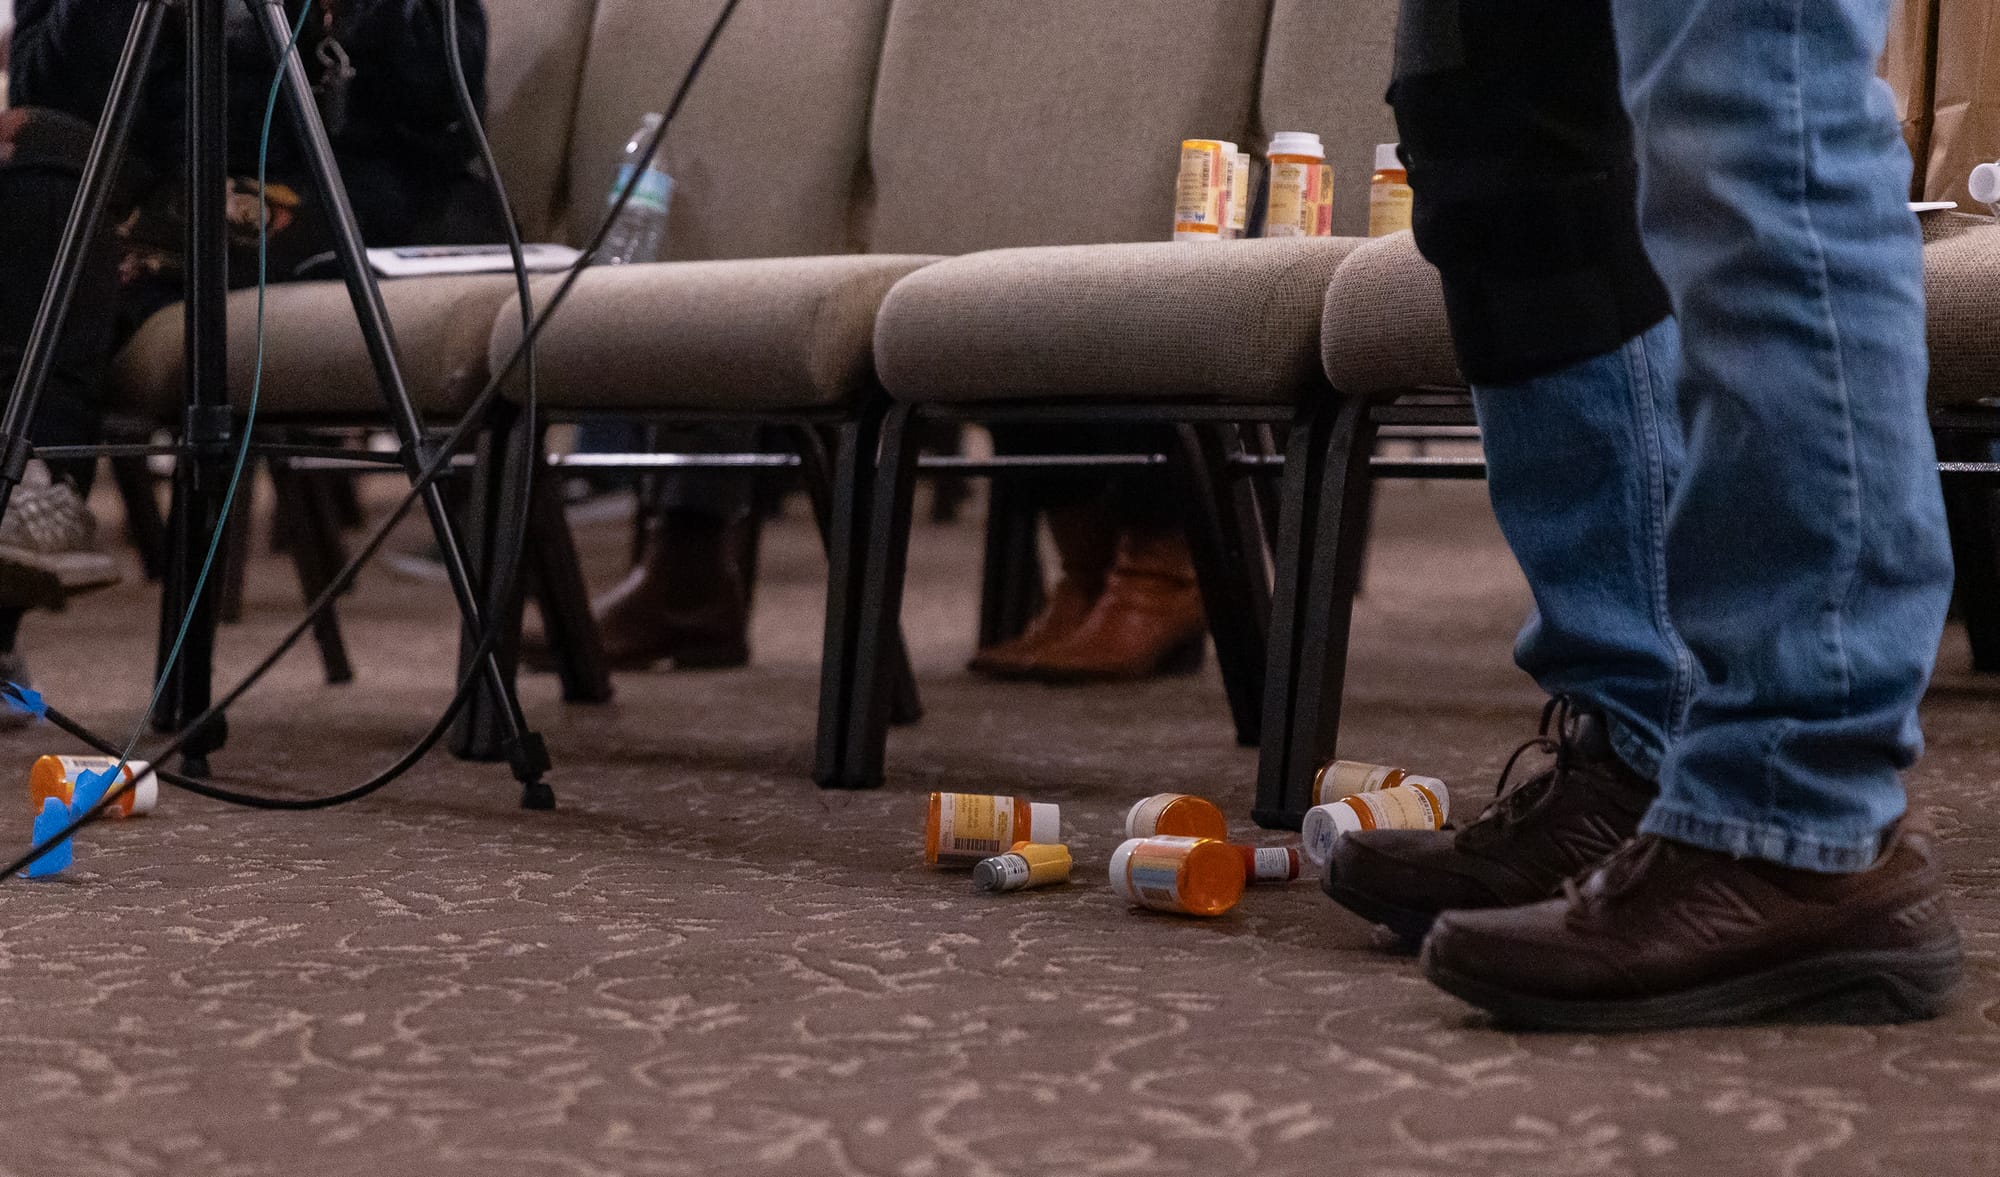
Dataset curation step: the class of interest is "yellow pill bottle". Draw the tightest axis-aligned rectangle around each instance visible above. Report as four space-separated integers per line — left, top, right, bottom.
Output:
1173 139 1239 242
925 792 1060 865
29 755 158 819
1110 835 1245 916
974 842 1073 892
1124 792 1228 841
1368 142 1414 237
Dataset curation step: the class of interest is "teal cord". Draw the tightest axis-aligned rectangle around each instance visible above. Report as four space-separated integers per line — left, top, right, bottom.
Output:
110 0 316 774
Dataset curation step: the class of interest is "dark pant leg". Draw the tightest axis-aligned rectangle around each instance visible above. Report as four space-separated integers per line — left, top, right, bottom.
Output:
986 423 1176 529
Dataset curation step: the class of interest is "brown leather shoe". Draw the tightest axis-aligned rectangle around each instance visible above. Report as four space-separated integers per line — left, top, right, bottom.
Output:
1421 825 1963 1030
1323 699 1658 946
523 510 751 672
969 502 1117 678
1018 527 1207 683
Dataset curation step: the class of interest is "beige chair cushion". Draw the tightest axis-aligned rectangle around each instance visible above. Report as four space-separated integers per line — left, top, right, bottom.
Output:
874 238 1361 404
484 0 602 241
561 0 890 260
1258 0 1400 238
111 275 521 421
490 255 938 411
866 0 1268 254
1321 231 1463 394
1923 213 2000 408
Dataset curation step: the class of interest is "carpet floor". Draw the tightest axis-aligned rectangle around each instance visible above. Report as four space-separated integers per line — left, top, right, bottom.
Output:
0 478 1994 1177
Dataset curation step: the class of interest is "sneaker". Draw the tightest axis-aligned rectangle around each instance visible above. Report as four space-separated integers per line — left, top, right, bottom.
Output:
0 460 120 608
1322 697 1658 946
1420 825 1963 1030
0 651 34 732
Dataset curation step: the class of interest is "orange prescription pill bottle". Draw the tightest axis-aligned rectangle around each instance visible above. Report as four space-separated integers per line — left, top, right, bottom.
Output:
29 755 157 819
1110 836 1246 916
1124 793 1228 841
974 842 1073 892
1265 131 1330 238
1300 781 1450 867
1174 139 1238 242
926 792 1060 865
1368 143 1413 237
1311 759 1446 809
1237 844 1302 883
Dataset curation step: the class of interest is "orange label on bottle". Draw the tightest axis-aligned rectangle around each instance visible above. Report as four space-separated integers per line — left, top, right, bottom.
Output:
1174 141 1230 238
1369 181 1413 237
936 793 1016 860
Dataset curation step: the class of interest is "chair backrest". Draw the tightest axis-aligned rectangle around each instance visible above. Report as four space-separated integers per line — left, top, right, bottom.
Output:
863 0 1272 255
559 0 894 260
482 0 602 240
1256 0 1400 237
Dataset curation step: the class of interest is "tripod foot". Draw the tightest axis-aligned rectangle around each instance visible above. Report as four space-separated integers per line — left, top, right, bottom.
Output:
520 779 556 811
180 752 210 780
506 731 554 811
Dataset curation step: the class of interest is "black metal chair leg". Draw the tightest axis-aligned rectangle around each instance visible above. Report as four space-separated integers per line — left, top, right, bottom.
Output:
1938 430 2000 671
976 475 1046 649
1253 403 1331 828
1172 422 1271 747
1261 393 1377 829
268 461 353 685
109 452 168 581
526 450 614 705
837 402 924 790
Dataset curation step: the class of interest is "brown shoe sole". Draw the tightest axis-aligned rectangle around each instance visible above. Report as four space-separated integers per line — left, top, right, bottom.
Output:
1422 936 1963 1032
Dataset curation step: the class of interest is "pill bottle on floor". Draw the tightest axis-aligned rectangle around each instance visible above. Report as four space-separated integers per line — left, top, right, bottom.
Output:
1300 781 1450 867
1174 139 1238 242
1237 844 1301 883
974 842 1073 892
1265 131 1329 238
1110 835 1245 916
1368 143 1413 237
1311 759 1444 809
1125 793 1228 841
925 792 1060 865
29 755 156 819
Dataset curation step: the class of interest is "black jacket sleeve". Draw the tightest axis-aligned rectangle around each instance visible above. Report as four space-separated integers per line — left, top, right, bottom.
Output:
6 0 150 120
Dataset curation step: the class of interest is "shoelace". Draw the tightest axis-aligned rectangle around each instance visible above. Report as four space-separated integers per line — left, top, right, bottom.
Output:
1560 834 1660 914
1466 694 1580 834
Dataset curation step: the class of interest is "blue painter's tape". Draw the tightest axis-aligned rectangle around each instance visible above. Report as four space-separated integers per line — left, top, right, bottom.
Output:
26 797 73 878
2 683 46 719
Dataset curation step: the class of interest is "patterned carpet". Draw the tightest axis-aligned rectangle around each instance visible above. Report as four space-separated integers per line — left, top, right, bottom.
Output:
0 479 1994 1177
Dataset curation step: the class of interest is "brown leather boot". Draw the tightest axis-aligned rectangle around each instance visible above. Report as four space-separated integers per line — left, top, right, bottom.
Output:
1323 698 1658 947
968 502 1117 679
1019 527 1206 683
524 509 751 672
1420 824 1963 1030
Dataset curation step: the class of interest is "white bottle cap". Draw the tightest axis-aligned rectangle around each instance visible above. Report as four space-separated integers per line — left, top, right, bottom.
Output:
127 760 158 816
1108 838 1141 903
1123 797 1150 839
1268 131 1325 160
1970 162 2000 205
1301 803 1354 867
1405 775 1448 822
1028 802 1060 844
1375 142 1402 173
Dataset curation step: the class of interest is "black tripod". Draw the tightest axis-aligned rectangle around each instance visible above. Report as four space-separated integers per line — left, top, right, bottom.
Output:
0 0 554 807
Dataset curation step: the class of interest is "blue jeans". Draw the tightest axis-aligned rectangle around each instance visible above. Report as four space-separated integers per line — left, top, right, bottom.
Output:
1474 0 1953 871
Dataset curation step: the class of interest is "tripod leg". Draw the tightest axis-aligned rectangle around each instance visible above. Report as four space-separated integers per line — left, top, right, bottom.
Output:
0 0 169 519
249 0 552 805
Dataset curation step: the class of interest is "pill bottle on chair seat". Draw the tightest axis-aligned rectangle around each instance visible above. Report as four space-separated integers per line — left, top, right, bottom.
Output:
1265 131 1331 238
1368 143 1413 237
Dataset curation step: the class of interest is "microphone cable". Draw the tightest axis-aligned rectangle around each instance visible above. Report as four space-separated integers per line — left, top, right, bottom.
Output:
1 0 745 879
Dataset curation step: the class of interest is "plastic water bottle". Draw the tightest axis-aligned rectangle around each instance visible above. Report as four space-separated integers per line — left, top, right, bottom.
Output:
598 113 674 264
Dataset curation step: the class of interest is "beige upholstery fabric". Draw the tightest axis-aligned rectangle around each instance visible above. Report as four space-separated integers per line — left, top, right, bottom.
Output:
874 239 1361 404
1321 230 1463 393
1923 214 2000 407
484 0 601 240
562 0 890 260
111 276 521 420
866 0 1269 255
489 255 938 411
1258 0 1399 238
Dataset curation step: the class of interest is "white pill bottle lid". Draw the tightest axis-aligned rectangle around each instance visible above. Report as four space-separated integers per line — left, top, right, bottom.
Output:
1970 162 2000 205
1268 131 1325 160
1108 838 1141 903
1028 802 1060 844
126 760 159 815
1375 142 1403 172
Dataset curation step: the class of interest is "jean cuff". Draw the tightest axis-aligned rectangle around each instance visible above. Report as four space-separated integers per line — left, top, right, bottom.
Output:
1605 719 1663 783
1638 801 1887 873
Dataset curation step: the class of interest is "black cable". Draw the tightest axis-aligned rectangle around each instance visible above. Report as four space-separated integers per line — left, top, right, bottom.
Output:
1 0 744 876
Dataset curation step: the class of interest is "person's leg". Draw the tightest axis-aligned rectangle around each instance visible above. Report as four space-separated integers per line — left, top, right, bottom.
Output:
1418 0 1962 1029
1614 0 1950 866
1322 0 1684 942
